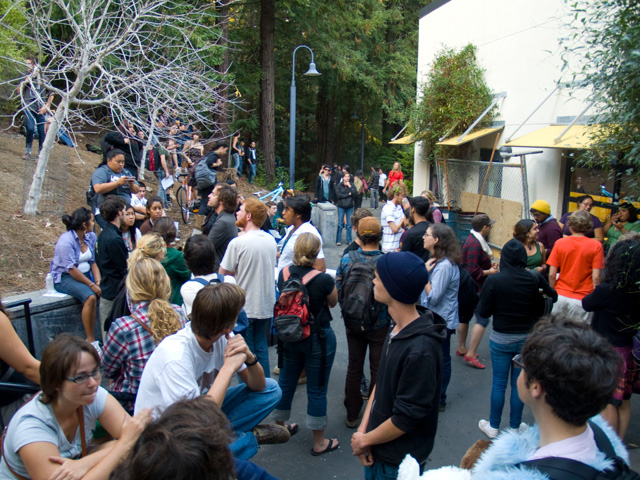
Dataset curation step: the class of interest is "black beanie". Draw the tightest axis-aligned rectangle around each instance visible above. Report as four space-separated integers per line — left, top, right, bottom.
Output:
376 252 429 304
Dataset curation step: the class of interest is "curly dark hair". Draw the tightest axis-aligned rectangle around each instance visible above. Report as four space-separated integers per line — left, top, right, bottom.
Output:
429 223 461 265
513 219 535 244
112 397 235 480
603 239 640 292
521 314 621 426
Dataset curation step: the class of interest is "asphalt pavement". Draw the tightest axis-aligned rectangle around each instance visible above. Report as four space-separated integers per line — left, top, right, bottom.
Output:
251 203 640 479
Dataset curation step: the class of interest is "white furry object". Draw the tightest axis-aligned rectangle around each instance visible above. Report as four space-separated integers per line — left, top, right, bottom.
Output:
398 455 471 480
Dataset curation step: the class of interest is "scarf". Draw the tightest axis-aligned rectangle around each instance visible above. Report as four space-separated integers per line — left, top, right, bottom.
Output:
471 229 493 258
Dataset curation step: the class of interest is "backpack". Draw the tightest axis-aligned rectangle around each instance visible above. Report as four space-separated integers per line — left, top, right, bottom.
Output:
458 265 479 323
354 176 364 194
188 275 249 334
145 147 158 172
194 152 218 189
521 420 640 480
339 251 383 332
273 267 321 342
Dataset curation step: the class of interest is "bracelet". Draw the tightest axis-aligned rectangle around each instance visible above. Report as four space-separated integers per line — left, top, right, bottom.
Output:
89 283 95 287
245 354 259 367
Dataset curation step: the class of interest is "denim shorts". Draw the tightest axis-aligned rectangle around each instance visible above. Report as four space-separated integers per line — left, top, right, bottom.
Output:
54 272 95 304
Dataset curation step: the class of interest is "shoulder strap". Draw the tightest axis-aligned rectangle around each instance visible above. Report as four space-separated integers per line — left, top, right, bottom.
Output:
523 457 600 480
77 406 87 457
588 420 618 460
282 266 291 282
302 269 322 285
215 273 225 283
131 313 152 335
189 277 210 287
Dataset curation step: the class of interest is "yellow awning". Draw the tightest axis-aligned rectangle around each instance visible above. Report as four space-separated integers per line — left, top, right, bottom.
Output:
503 125 602 150
389 134 416 145
436 126 504 146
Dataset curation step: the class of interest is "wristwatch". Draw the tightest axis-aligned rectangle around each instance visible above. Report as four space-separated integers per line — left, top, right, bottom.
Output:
245 353 259 367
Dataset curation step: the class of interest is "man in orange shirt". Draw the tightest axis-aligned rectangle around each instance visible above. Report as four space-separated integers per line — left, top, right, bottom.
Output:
547 210 604 323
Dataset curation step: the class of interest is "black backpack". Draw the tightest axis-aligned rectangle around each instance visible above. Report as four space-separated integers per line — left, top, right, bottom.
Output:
339 251 383 333
458 265 479 323
521 421 640 480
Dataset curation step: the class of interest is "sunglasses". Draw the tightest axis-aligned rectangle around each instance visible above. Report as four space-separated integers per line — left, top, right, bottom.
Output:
512 354 525 370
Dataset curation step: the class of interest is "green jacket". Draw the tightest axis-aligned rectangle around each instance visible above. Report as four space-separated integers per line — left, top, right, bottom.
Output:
161 247 191 305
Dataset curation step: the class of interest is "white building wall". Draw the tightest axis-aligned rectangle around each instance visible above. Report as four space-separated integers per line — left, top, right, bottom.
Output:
415 0 594 218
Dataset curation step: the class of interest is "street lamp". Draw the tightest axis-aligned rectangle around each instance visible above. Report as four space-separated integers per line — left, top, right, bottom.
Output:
289 45 321 190
352 110 365 173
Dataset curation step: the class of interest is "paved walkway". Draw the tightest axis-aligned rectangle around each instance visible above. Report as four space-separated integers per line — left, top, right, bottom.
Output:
252 205 640 479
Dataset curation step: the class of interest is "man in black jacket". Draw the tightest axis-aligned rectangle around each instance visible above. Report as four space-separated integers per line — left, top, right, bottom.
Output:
96 196 128 341
314 164 335 203
351 252 445 479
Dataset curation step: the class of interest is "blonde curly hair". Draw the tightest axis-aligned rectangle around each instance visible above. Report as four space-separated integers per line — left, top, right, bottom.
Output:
126 258 182 344
128 233 167 270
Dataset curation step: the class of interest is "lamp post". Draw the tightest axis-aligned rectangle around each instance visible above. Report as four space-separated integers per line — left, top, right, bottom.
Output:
289 45 321 190
351 110 365 173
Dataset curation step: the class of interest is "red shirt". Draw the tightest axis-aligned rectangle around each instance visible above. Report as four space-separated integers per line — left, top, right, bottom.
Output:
388 170 403 187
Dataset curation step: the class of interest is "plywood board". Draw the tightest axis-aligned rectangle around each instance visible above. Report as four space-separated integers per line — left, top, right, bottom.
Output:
460 192 522 248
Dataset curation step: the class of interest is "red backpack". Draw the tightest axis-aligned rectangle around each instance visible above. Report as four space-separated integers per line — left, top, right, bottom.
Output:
273 267 321 342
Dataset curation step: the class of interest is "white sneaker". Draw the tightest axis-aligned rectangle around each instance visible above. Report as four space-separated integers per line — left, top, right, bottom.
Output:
478 419 499 439
516 422 528 433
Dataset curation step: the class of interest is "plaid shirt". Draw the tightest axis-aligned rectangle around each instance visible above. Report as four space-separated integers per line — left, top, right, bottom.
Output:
461 233 491 291
102 301 188 399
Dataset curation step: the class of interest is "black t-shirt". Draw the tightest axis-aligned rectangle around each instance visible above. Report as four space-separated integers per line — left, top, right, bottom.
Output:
342 241 360 257
277 265 334 326
583 282 638 347
400 221 431 262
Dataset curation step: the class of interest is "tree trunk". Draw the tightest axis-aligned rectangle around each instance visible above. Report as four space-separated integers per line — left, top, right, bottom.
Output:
260 0 276 182
316 92 335 168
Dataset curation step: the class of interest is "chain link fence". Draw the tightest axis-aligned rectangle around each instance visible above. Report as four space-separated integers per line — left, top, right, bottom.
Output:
22 149 70 216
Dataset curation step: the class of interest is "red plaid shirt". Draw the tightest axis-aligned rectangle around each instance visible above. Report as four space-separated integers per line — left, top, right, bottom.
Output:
461 234 491 292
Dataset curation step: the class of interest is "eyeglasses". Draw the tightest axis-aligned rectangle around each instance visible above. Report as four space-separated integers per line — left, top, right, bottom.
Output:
66 368 102 384
512 354 525 370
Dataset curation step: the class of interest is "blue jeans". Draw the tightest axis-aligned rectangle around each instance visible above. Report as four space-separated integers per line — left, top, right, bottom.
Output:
272 328 336 430
233 153 242 176
54 272 95 304
489 339 525 429
24 109 46 153
249 163 257 183
155 169 167 207
440 328 454 406
245 318 270 378
364 461 400 480
337 206 354 243
221 378 282 460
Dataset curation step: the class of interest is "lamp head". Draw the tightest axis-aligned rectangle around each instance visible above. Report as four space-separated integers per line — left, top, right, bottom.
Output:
304 62 321 76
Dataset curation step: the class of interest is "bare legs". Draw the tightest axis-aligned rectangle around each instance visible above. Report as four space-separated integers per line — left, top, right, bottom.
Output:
602 400 631 439
457 323 469 354
466 324 486 359
82 295 97 343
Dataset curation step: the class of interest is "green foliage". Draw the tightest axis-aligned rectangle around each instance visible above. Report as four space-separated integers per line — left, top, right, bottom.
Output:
411 44 495 158
563 0 640 170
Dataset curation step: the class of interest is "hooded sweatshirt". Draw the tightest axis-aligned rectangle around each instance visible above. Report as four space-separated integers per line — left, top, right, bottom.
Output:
478 239 557 334
367 307 446 467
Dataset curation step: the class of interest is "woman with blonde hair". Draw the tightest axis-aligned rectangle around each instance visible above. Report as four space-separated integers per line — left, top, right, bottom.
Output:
102 258 188 413
273 233 340 455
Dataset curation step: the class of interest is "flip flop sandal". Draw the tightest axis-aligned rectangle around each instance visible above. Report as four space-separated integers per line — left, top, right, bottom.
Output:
310 439 339 456
286 423 299 436
456 350 479 358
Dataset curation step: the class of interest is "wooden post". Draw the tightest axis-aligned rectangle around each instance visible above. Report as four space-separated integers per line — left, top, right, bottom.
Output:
475 133 500 214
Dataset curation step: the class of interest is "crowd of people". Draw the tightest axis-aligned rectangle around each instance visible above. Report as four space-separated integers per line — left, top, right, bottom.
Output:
2 136 640 480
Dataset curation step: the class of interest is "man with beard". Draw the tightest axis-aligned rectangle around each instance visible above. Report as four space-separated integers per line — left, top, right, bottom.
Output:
207 183 239 265
400 196 431 262
220 198 277 376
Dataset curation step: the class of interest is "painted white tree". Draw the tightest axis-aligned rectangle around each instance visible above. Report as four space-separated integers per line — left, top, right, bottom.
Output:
1 0 234 215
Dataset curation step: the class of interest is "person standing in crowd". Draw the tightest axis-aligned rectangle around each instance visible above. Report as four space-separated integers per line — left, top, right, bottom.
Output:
547 210 604 323
583 239 640 441
422 223 460 412
422 190 443 224
353 170 366 210
220 199 277 376
380 181 407 253
383 162 403 195
246 140 258 184
368 166 380 210
336 173 358 246
513 219 546 273
342 208 374 256
603 202 640 252
458 214 499 369
558 195 605 243
273 233 339 455
50 208 101 349
476 239 557 439
18 57 53 160
101 123 142 179
351 252 445 480
96 196 128 335
90 149 140 229
277 194 326 275
529 199 563 254
121 205 142 253
336 218 389 429
207 183 239 265
135 283 288 460
231 132 242 177
102 258 188 413
378 168 387 203
197 141 226 218
401 196 432 262
151 218 190 306
314 164 335 203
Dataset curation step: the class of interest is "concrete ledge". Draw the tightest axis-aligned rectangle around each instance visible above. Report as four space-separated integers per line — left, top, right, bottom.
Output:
5 289 102 359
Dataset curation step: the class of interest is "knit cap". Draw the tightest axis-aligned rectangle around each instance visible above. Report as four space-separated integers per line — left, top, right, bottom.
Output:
530 199 551 215
376 252 428 304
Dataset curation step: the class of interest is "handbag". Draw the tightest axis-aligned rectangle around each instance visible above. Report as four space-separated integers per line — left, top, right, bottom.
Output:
528 270 554 317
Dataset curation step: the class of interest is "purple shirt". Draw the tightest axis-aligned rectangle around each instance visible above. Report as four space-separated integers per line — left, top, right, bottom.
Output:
559 212 603 238
537 216 563 253
50 230 97 283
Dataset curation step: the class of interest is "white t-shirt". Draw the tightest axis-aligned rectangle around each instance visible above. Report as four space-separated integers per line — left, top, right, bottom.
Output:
381 200 404 252
180 273 236 316
131 195 147 208
530 424 599 464
0 388 108 478
134 323 246 418
276 221 325 275
220 230 277 319
378 172 387 188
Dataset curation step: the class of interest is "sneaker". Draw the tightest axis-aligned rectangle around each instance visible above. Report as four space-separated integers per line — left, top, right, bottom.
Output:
345 418 359 429
439 404 446 413
252 424 290 445
360 377 369 400
272 366 280 375
21 152 31 160
336 242 341 246
516 422 528 433
478 419 498 439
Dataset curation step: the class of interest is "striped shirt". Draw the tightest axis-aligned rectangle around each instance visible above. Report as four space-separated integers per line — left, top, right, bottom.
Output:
381 200 405 253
